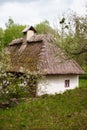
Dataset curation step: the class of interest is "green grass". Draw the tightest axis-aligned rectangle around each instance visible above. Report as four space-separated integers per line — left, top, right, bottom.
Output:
0 79 87 130
79 76 87 88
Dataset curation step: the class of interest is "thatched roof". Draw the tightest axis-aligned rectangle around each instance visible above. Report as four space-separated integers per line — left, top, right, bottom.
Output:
7 34 84 75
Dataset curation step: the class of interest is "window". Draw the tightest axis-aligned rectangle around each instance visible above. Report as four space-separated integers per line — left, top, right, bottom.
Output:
65 80 70 87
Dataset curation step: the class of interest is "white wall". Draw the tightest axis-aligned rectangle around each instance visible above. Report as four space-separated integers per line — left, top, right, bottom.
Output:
27 30 34 41
37 75 79 96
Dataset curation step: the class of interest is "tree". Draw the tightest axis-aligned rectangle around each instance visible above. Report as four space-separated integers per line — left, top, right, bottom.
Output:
35 20 51 34
0 28 4 49
58 14 87 71
0 49 40 99
59 17 70 47
35 20 59 40
3 18 25 47
73 15 87 54
5 18 14 28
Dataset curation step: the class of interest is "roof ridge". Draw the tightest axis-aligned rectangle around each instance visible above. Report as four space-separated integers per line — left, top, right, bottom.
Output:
9 38 23 46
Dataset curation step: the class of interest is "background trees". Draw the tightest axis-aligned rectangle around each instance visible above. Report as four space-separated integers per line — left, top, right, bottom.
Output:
0 13 87 71
35 20 59 41
58 14 87 71
0 28 4 49
35 20 56 34
1 18 25 47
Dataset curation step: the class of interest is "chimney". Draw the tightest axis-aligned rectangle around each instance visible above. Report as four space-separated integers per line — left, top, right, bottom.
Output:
22 26 36 44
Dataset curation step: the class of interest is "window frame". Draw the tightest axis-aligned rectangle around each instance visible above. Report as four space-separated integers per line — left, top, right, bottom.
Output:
65 79 70 87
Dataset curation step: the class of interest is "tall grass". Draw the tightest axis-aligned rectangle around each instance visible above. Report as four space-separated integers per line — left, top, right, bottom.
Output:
0 79 87 130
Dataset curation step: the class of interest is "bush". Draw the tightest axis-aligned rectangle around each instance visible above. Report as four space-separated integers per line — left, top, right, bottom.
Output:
0 71 41 101
0 49 41 101
0 73 29 99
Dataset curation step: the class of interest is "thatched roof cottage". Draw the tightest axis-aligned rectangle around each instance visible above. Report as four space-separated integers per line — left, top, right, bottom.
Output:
7 26 84 96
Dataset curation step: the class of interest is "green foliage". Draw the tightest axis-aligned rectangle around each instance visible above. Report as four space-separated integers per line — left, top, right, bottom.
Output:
0 72 40 100
0 71 40 100
35 20 50 34
3 18 25 47
0 79 87 129
58 14 87 71
0 50 41 100
79 78 87 88
5 18 14 28
79 73 87 88
35 20 59 38
0 73 29 99
0 50 27 99
0 18 26 50
0 28 4 49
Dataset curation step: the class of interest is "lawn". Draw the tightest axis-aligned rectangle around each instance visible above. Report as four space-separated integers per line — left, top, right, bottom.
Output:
0 79 87 130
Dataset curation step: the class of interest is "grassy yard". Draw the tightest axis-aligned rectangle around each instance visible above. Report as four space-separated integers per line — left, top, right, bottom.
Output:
0 79 87 130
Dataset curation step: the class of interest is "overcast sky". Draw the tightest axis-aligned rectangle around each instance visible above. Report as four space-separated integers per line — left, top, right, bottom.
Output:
0 0 86 28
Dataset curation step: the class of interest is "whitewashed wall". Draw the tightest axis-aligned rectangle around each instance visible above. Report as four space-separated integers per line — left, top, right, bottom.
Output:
37 75 79 96
27 30 34 41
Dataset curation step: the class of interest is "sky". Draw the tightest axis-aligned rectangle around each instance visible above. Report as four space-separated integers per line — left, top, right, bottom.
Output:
0 0 86 29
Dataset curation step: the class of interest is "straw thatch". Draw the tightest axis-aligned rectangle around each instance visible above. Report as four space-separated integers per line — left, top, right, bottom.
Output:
7 34 84 75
